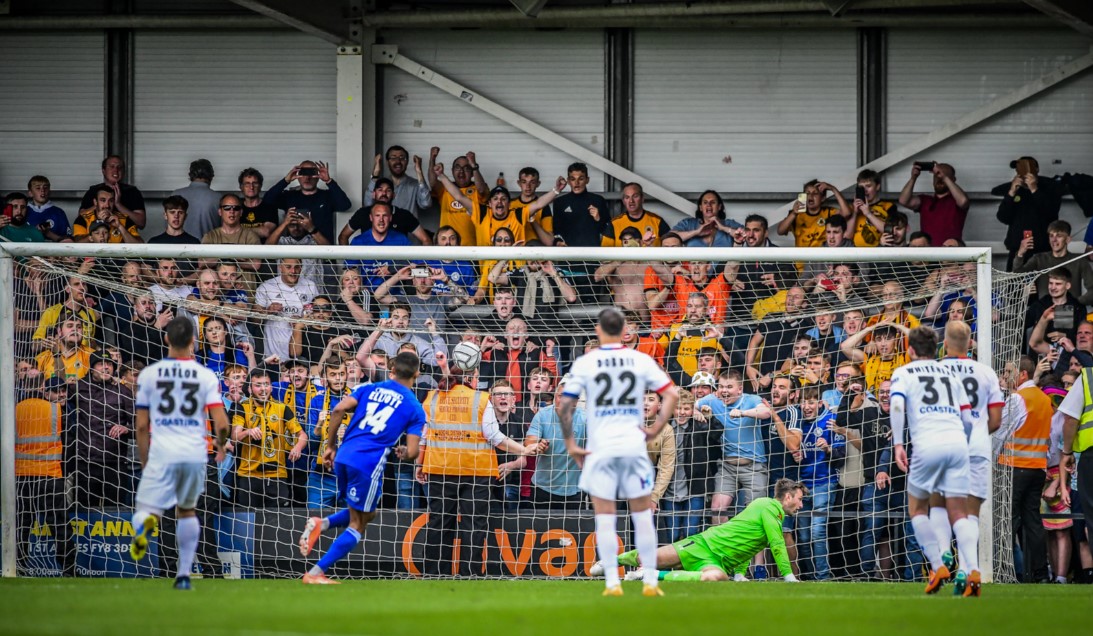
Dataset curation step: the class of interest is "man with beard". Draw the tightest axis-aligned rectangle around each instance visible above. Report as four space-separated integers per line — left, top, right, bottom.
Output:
898 161 970 245
366 146 433 218
73 185 143 244
1 192 45 243
306 360 352 511
340 177 432 246
603 182 670 247
662 293 726 388
65 352 135 507
79 155 147 229
115 292 171 366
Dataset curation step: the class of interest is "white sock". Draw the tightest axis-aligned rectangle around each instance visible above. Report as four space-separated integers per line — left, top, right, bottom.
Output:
929 507 952 555
911 514 943 571
952 518 978 573
321 518 330 531
176 516 200 580
131 511 151 535
595 514 621 587
631 509 659 586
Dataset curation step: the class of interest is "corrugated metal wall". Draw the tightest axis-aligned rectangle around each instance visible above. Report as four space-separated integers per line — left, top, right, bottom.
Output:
887 28 1093 246
131 30 337 192
380 29 607 189
632 29 859 194
0 33 106 193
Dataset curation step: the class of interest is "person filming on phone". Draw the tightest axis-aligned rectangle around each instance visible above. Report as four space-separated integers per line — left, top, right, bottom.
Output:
898 161 969 245
263 160 351 243
1013 219 1093 305
994 156 1065 271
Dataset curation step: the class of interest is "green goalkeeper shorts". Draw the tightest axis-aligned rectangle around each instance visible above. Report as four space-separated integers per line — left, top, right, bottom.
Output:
673 535 725 574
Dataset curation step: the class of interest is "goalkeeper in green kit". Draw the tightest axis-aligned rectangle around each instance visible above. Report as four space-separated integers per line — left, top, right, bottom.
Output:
591 478 806 582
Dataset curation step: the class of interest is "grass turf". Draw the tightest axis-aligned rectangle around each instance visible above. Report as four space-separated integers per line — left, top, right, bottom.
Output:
0 578 1088 636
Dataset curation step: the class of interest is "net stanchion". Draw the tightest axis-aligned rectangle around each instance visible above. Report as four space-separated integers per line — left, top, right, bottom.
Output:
1 243 1021 581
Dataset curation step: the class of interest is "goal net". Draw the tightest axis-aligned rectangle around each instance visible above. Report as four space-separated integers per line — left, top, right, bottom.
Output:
0 243 1029 582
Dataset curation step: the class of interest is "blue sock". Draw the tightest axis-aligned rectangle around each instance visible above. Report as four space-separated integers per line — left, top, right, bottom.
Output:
326 509 350 529
315 527 360 573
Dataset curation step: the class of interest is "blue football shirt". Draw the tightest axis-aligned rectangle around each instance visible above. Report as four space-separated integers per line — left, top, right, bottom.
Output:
336 380 426 462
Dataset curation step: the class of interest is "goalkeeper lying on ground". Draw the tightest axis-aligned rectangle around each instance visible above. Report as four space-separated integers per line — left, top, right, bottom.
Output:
591 478 806 582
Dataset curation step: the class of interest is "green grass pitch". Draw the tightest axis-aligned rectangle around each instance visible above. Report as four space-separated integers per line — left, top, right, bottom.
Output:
0 579 1088 636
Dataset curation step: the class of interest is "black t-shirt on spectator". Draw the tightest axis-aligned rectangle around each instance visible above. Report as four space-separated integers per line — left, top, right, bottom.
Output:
80 183 146 214
838 394 889 480
242 200 280 232
756 313 808 374
298 326 346 366
148 232 200 245
347 204 419 238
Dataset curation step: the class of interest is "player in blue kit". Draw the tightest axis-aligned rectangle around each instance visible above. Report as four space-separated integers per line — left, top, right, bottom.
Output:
297 351 427 584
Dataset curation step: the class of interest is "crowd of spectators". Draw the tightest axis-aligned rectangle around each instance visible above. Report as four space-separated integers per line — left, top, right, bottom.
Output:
8 149 1093 582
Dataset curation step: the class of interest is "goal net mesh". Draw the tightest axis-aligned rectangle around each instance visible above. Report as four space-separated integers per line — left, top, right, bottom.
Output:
5 247 1032 581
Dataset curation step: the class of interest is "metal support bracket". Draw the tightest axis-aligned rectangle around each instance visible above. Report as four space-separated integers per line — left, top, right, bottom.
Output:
770 47 1093 217
371 44 695 214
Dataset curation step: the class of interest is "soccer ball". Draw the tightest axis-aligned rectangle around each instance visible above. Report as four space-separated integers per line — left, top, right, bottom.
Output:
451 341 482 371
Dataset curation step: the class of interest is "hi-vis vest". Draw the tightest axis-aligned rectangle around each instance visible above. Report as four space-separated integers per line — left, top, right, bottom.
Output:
421 385 497 478
15 398 63 478
1074 368 1093 453
999 385 1052 469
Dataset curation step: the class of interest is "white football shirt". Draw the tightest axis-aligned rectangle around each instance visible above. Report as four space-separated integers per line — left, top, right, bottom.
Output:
942 357 1005 459
890 359 971 448
136 357 224 464
562 344 672 457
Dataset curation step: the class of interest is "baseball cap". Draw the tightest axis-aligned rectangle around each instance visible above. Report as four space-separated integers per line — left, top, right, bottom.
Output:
489 186 511 200
280 358 309 371
88 351 113 371
88 220 108 233
1009 156 1039 170
43 377 69 392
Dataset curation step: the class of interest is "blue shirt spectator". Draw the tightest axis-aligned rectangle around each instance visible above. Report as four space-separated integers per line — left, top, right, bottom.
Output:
697 393 768 463
527 404 586 497
27 201 71 238
798 407 843 486
422 259 478 296
347 228 413 290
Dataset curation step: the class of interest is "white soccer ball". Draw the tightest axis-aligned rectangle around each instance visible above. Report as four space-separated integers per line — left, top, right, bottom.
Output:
451 341 482 371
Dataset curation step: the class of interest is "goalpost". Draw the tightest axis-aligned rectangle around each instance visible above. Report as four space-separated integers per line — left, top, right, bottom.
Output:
0 242 1026 582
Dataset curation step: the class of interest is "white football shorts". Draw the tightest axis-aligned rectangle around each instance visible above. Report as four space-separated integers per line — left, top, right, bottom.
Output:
908 442 970 500
135 461 207 513
967 455 990 501
578 454 656 501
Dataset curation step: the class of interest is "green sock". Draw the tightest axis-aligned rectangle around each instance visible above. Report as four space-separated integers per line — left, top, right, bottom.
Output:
663 570 703 581
618 550 639 567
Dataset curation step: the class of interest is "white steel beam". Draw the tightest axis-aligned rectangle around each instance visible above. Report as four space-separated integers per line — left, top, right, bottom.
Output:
768 47 1093 217
371 44 696 215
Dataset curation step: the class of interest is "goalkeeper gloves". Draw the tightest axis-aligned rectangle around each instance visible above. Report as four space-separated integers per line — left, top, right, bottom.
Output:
784 574 799 583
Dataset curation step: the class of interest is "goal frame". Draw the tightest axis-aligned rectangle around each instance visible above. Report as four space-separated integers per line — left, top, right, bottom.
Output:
0 242 994 580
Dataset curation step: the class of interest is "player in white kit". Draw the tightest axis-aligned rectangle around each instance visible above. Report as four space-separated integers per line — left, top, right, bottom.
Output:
129 317 231 590
890 326 978 596
559 307 679 597
939 320 1003 596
